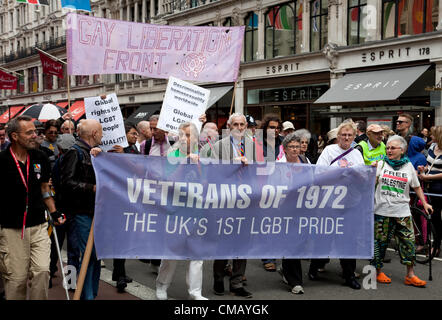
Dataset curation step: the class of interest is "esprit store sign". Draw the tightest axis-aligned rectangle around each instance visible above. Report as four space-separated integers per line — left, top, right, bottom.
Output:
344 80 400 91
362 46 430 63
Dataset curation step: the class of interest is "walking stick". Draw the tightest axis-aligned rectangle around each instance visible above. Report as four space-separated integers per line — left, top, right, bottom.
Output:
73 217 95 300
47 211 70 300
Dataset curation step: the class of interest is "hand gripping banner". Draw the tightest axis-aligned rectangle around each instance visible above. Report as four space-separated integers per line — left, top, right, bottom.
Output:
66 13 245 83
92 153 375 260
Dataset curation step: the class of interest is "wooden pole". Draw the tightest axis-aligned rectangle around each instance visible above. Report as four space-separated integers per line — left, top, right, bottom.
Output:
0 66 21 77
73 217 95 300
67 74 71 113
229 82 237 116
35 47 67 65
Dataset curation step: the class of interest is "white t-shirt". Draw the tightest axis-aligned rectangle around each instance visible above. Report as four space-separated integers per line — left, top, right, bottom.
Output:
316 144 364 168
374 161 420 217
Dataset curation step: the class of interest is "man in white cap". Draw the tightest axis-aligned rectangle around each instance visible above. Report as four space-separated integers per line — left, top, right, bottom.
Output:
355 124 386 165
281 121 295 137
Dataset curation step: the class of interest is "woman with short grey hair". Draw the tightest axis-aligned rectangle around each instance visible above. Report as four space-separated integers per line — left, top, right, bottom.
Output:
277 132 308 294
292 129 311 163
372 135 432 287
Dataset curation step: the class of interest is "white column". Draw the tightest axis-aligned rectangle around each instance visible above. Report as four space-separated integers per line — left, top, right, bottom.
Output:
53 75 58 90
234 80 244 114
438 0 442 31
257 9 265 60
142 0 146 22
24 69 29 93
158 0 164 15
435 63 442 126
151 0 155 19
327 1 345 46
38 66 43 92
329 71 344 129
134 1 139 22
302 0 309 53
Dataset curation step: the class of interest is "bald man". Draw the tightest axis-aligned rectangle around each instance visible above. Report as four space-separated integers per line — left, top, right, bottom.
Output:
137 121 151 154
60 119 103 300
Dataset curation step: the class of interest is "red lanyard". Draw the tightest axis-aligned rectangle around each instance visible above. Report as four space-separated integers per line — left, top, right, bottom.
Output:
10 149 30 239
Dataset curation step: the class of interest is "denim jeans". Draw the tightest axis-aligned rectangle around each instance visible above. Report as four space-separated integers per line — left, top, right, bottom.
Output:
74 214 101 300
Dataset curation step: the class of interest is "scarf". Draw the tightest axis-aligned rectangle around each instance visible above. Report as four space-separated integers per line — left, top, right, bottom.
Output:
385 154 410 171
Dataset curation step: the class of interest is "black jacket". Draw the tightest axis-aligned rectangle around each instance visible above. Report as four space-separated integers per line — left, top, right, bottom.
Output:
59 139 96 216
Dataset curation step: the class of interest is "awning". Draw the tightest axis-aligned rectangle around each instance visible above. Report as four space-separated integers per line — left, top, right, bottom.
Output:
56 101 69 109
69 101 85 121
206 86 233 109
126 104 162 125
0 105 25 124
314 65 430 105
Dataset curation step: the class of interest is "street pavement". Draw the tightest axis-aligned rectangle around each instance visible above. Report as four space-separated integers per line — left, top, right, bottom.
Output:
47 248 442 300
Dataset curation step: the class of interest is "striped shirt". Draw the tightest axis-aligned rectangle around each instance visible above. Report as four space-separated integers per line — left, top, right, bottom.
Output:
426 143 442 174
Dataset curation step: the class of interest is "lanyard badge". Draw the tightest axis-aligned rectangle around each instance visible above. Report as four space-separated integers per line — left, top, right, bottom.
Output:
10 149 30 240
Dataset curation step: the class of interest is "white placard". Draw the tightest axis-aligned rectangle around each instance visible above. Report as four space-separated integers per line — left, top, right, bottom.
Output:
157 76 210 134
84 93 128 152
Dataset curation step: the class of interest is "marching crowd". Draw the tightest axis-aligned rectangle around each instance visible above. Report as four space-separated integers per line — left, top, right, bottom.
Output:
0 110 441 300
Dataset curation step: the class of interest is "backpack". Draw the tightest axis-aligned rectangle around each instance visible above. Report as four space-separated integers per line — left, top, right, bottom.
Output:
52 144 83 209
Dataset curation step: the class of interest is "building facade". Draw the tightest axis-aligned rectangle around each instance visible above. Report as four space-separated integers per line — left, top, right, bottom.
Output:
0 0 441 134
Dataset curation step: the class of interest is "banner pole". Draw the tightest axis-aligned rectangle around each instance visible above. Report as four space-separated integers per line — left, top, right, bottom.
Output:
73 217 95 301
35 47 67 65
0 66 21 77
67 74 71 114
229 81 237 116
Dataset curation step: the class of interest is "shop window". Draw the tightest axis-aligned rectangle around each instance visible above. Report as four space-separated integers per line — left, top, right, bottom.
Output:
223 17 232 27
28 67 38 93
382 0 439 39
265 1 303 59
58 65 67 89
348 0 368 45
245 12 258 61
310 0 328 52
16 71 24 94
75 75 89 86
44 73 53 90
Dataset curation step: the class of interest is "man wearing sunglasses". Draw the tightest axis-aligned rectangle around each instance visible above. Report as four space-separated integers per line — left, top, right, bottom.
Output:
396 114 414 142
40 120 60 169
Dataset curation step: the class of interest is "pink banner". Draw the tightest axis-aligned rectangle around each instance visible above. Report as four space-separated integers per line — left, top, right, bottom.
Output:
66 13 244 83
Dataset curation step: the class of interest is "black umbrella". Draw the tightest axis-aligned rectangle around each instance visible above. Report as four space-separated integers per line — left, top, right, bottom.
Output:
20 103 67 121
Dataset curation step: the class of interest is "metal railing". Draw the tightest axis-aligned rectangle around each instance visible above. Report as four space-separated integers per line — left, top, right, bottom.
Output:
0 36 66 64
166 0 219 13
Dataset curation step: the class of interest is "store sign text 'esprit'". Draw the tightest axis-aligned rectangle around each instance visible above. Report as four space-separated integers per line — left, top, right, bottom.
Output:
344 80 400 91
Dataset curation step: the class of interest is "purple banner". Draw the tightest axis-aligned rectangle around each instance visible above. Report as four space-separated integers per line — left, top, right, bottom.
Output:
92 153 375 260
66 13 244 83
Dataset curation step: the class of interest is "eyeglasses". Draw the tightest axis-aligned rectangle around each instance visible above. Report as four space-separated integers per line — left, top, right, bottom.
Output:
286 145 301 150
396 120 409 124
386 146 401 150
19 130 38 136
268 126 279 130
